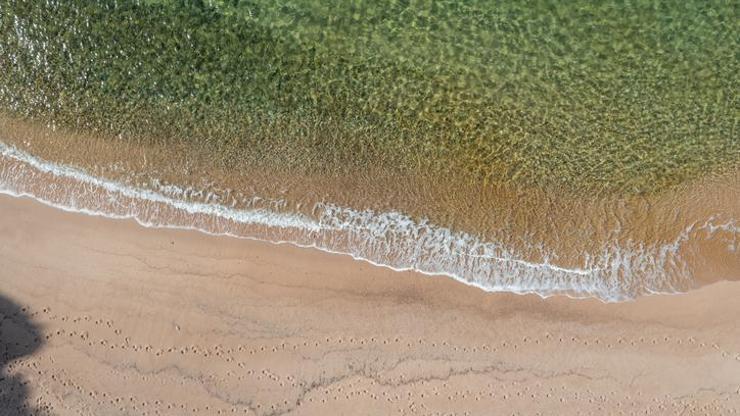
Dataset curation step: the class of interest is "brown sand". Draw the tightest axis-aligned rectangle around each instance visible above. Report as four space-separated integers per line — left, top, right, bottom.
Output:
4 115 739 283
1 193 739 415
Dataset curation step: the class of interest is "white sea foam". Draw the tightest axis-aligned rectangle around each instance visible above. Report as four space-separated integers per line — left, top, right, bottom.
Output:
1 141 734 302
0 141 322 231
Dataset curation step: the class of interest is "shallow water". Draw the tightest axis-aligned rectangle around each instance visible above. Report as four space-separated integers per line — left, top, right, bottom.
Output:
0 1 738 300
1 132 737 301
1 1 738 192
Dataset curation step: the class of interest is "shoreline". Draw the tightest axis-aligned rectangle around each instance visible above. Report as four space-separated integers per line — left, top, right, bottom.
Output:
2 137 738 302
0 187 726 305
1 193 740 414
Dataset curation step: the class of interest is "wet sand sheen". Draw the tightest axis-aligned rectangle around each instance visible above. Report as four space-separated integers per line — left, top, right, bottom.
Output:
1 122 739 301
1 194 739 415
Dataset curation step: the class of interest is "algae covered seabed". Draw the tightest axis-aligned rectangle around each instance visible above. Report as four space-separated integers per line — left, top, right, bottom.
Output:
1 0 737 194
0 1 738 299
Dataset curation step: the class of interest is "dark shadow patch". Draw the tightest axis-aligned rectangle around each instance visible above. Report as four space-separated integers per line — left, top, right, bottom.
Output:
0 293 47 416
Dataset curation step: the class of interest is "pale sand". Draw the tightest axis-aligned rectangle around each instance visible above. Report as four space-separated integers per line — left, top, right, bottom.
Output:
0 194 739 416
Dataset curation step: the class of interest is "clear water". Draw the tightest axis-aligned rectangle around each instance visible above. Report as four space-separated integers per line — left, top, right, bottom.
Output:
0 1 738 300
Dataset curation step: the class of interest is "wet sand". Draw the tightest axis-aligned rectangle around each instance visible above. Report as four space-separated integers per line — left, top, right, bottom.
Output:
1 193 739 415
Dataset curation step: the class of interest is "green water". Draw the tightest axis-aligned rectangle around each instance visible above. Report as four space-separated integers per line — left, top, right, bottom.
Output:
1 0 738 193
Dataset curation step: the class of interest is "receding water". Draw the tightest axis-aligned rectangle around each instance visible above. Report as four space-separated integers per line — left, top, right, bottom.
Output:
0 1 738 300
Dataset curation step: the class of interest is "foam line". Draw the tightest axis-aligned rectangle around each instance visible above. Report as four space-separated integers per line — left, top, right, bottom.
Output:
2 140 732 302
0 142 322 231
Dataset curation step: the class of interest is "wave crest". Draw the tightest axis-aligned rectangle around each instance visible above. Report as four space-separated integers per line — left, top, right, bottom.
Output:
1 141 735 301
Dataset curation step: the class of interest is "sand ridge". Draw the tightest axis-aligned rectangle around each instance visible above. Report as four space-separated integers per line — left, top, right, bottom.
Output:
1 194 739 415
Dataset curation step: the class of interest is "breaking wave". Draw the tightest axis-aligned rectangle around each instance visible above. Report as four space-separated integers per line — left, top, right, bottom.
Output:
0 141 736 302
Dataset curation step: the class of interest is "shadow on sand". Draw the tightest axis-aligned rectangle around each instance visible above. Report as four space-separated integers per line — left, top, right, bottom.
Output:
0 293 45 416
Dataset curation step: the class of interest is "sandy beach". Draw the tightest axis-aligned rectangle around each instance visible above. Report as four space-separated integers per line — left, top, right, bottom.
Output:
2 2 738 415
1 193 739 415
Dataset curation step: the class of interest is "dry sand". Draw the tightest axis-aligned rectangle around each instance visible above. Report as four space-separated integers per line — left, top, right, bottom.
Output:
1 193 739 415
